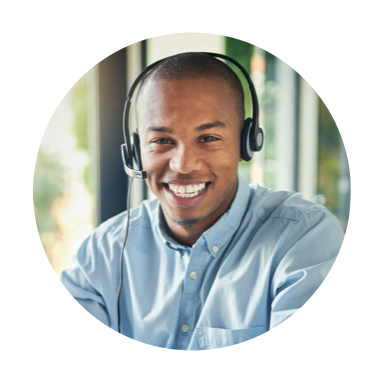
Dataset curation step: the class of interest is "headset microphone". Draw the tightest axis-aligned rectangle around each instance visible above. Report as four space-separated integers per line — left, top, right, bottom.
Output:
121 133 147 179
121 95 147 179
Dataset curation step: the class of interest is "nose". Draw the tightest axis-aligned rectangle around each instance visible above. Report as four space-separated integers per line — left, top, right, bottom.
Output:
169 143 202 174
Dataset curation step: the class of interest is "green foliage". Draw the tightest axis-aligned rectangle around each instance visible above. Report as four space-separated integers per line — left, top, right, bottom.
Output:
33 150 66 234
70 75 91 191
317 98 341 215
34 75 91 237
225 37 253 73
225 37 255 122
71 76 88 150
318 97 341 148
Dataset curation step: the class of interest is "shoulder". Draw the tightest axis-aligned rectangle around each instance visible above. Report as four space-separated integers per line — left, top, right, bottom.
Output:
245 185 344 271
89 198 160 244
71 198 160 270
248 183 337 224
246 183 344 248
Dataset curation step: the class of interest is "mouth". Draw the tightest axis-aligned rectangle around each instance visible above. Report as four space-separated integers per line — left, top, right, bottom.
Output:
167 182 207 198
162 182 210 206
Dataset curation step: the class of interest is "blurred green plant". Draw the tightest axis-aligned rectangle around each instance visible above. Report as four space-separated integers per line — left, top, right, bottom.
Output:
70 75 92 191
317 98 342 217
33 150 66 235
34 75 90 235
33 75 93 274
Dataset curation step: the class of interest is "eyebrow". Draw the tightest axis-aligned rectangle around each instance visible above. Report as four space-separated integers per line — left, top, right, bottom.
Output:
196 120 227 131
146 126 170 133
146 120 227 133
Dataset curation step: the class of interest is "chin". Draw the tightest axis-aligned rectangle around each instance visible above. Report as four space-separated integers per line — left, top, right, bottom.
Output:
171 217 200 227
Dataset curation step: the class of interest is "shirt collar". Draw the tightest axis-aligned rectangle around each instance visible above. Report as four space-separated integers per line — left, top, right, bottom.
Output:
158 206 188 251
157 175 251 256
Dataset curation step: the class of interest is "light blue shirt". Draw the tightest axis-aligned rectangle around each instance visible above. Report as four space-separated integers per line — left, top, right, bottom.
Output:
60 175 344 350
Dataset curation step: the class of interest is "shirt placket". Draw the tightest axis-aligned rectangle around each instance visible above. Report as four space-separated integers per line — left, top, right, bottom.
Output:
176 242 212 350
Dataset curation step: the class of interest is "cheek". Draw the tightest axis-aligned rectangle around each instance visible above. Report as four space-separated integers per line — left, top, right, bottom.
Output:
142 152 167 188
212 148 240 169
141 146 158 171
145 169 161 196
207 160 239 188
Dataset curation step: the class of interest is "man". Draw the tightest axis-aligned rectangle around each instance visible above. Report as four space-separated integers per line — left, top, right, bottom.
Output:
61 53 344 350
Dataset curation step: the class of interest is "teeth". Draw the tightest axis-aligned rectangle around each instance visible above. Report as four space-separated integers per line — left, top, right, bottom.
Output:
168 183 206 198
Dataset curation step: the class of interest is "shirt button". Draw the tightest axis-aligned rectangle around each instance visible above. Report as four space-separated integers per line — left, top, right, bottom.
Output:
211 245 219 253
181 324 190 332
189 271 198 279
170 243 178 249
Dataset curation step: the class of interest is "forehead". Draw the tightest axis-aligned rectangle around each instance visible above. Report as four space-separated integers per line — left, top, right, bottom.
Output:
137 76 238 127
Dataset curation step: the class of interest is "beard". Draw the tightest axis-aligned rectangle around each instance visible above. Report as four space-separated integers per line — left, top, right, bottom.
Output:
160 205 201 228
171 217 200 227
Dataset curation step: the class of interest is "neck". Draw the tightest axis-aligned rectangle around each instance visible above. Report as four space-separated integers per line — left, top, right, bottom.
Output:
166 221 206 247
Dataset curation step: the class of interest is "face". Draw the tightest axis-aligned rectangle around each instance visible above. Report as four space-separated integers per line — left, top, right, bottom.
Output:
137 76 243 230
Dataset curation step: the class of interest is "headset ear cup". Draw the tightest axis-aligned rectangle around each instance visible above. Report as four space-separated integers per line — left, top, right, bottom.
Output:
240 118 253 161
121 144 130 168
255 127 264 152
131 132 144 171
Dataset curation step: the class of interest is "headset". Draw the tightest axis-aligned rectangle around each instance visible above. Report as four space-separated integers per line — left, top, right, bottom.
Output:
121 52 264 179
117 52 264 334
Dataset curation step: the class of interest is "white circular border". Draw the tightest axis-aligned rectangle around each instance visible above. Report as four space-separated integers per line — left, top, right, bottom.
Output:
2 2 383 383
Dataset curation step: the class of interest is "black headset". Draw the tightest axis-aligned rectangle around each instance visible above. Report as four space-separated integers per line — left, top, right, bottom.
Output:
120 52 264 179
117 52 264 334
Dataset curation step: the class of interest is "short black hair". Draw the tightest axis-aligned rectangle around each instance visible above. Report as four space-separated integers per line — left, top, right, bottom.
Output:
136 52 245 124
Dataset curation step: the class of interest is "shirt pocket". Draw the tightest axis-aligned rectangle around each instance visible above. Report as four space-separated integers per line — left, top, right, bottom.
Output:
196 325 267 349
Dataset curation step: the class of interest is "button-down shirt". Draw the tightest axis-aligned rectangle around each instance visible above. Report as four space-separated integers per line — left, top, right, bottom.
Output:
60 175 344 350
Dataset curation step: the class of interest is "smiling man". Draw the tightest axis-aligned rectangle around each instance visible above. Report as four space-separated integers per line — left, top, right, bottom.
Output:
138 74 243 246
60 52 345 350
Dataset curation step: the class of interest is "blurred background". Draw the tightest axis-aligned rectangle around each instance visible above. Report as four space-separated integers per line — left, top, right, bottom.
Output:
33 33 350 276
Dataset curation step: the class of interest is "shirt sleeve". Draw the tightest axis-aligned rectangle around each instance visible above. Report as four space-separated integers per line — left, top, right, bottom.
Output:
269 208 344 329
60 235 111 328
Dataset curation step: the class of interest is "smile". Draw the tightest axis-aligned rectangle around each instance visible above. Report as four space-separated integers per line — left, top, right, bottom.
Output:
168 183 206 198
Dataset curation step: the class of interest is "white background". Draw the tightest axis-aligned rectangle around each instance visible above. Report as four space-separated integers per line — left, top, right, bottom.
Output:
1 1 383 383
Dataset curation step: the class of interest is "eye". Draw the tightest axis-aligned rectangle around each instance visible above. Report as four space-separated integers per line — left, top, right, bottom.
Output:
152 138 173 144
200 136 219 143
